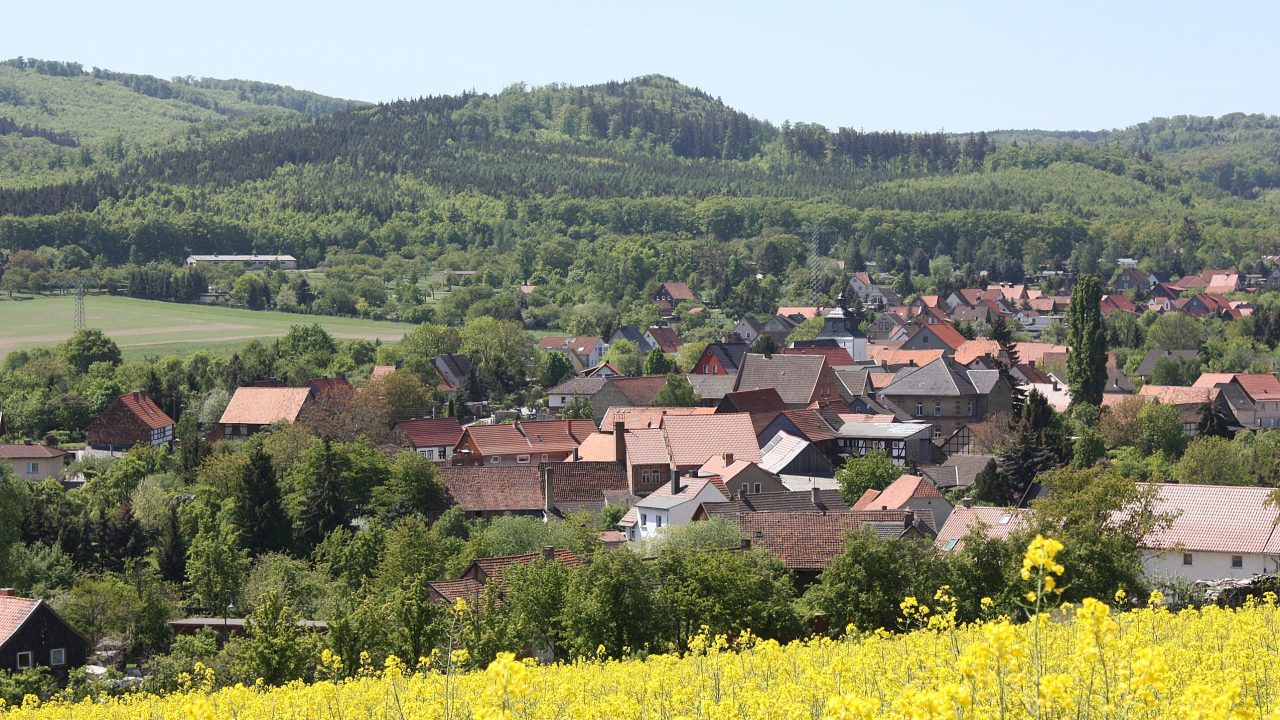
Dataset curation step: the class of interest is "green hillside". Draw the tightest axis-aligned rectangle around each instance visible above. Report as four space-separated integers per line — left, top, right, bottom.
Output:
0 57 361 187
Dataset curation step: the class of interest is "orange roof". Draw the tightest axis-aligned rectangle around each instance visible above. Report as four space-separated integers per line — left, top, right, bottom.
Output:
663 414 761 466
370 365 397 379
115 391 174 429
219 387 312 425
1192 373 1237 388
1235 374 1280 401
599 406 715 429
916 322 967 350
1138 385 1217 406
0 594 42 647
463 420 597 456
699 455 761 482
775 306 825 320
935 507 1027 551
1012 342 1070 366
854 474 943 510
869 346 945 367
954 339 1003 365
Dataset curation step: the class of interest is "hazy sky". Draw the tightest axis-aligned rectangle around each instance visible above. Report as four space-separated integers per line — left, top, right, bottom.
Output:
5 0 1276 132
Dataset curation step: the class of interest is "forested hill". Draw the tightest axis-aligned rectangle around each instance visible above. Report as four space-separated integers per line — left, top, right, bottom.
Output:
0 57 361 186
0 64 1279 281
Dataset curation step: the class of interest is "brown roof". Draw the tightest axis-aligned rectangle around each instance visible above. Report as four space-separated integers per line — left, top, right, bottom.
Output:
606 376 670 406
780 347 855 366
395 418 464 448
645 326 683 353
544 462 631 513
0 594 41 648
471 548 582 590
1235 374 1280 402
309 377 354 396
660 282 696 301
934 507 1027 551
462 420 596 457
734 353 829 406
114 391 174 429
777 409 837 442
219 387 312 425
719 388 788 415
0 443 70 459
427 578 486 603
953 339 1003 365
1013 342 1071 366
733 510 917 571
440 466 544 513
663 414 762 466
370 365 397 379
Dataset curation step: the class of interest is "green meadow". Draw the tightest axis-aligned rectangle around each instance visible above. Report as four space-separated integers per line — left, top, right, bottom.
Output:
0 294 411 360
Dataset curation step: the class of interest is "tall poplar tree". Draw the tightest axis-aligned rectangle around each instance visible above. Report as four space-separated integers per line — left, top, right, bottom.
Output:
1066 274 1107 407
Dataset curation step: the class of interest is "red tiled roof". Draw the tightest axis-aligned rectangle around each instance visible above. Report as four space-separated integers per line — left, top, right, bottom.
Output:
855 474 943 510
954 339 1003 365
599 406 715 430
780 347 855 366
1235 374 1280 402
606 376 670 406
720 388 788 415
440 466 544 512
1012 343 1071 366
1192 373 1238 388
663 414 762 467
538 336 603 354
116 391 174 430
733 510 916 571
0 444 70 459
543 462 630 505
309 377 354 396
396 418 464 449
462 420 597 456
924 322 968 350
869 347 945 367
427 578 486 603
660 282 696 301
471 548 581 591
1138 483 1280 554
778 409 837 442
370 365 397 379
645 326 684 353
0 594 41 648
219 387 312 425
775 306 825 320
1138 385 1217 406
934 507 1027 551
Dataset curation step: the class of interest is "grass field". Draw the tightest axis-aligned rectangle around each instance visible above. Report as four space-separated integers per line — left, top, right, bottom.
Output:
0 294 413 361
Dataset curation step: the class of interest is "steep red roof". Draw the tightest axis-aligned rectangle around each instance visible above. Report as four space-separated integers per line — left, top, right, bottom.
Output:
395 418 464 448
0 594 41 648
856 474 943 510
462 420 596 456
116 391 174 429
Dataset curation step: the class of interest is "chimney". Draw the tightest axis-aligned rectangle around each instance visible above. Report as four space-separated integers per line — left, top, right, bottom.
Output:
961 496 973 509
614 421 627 467
810 486 820 506
723 452 734 466
0 588 14 597
543 467 554 514
542 546 554 561
903 510 916 529
670 466 681 495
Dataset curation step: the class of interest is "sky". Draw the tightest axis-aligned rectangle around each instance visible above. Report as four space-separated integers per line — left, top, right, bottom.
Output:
5 0 1277 132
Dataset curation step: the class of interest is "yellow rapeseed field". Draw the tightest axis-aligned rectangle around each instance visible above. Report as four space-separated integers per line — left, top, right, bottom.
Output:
6 536 1280 720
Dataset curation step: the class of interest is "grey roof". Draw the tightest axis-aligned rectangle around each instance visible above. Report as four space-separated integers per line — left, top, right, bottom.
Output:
966 369 1001 395
1107 365 1136 394
881 357 982 398
735 317 765 333
701 489 849 517
609 326 654 353
686 374 736 401
547 376 608 396
831 421 932 440
1135 349 1199 377
833 367 870 397
735 353 828 406
921 453 996 489
1217 382 1253 413
760 431 811 474
706 342 750 372
433 353 472 386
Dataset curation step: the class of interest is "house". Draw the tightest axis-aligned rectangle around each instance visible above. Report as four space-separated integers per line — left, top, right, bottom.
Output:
394 417 464 461
618 474 729 541
0 443 71 482
185 254 298 270
691 343 750 376
807 293 869 362
729 317 764 344
1177 293 1240 319
693 487 850 522
879 356 1012 439
369 365 397 381
539 462 634 517
934 506 1028 552
760 431 835 478
85 391 175 451
953 339 1005 367
432 354 473 396
733 353 841 408
643 326 683 355
758 314 800 346
608 325 654 354
781 345 856 367
728 510 930 586
439 466 546 518
428 548 581 604
537 337 607 373
867 310 909 342
827 420 935 466
685 374 737 406
758 408 839 451
453 420 597 466
1192 373 1280 429
545 376 608 414
0 588 87 681
1140 483 1280 581
575 415 762 496
1137 385 1217 436
653 282 697 316
1099 294 1139 315
853 473 953 529
868 346 946 371
920 454 997 491
717 388 789 433
589 376 671 420
580 362 623 378
848 272 900 309
1132 349 1200 382
599 406 716 430
1112 268 1154 292
218 386 313 438
698 453 787 498
897 322 968 356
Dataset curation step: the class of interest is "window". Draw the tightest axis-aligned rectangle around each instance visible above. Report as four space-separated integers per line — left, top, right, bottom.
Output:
541 454 549 462
933 427 943 439
641 513 648 526
15 652 32 670
1183 553 1193 566
943 539 959 551
655 515 663 528
642 469 652 484
754 483 762 494
967 401 973 416
915 402 924 416
934 401 942 416
423 448 435 460
516 455 530 464
1232 555 1244 568
490 456 500 464
50 648 65 667
25 462 38 475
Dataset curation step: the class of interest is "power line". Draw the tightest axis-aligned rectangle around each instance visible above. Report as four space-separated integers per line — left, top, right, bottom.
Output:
73 277 85 332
